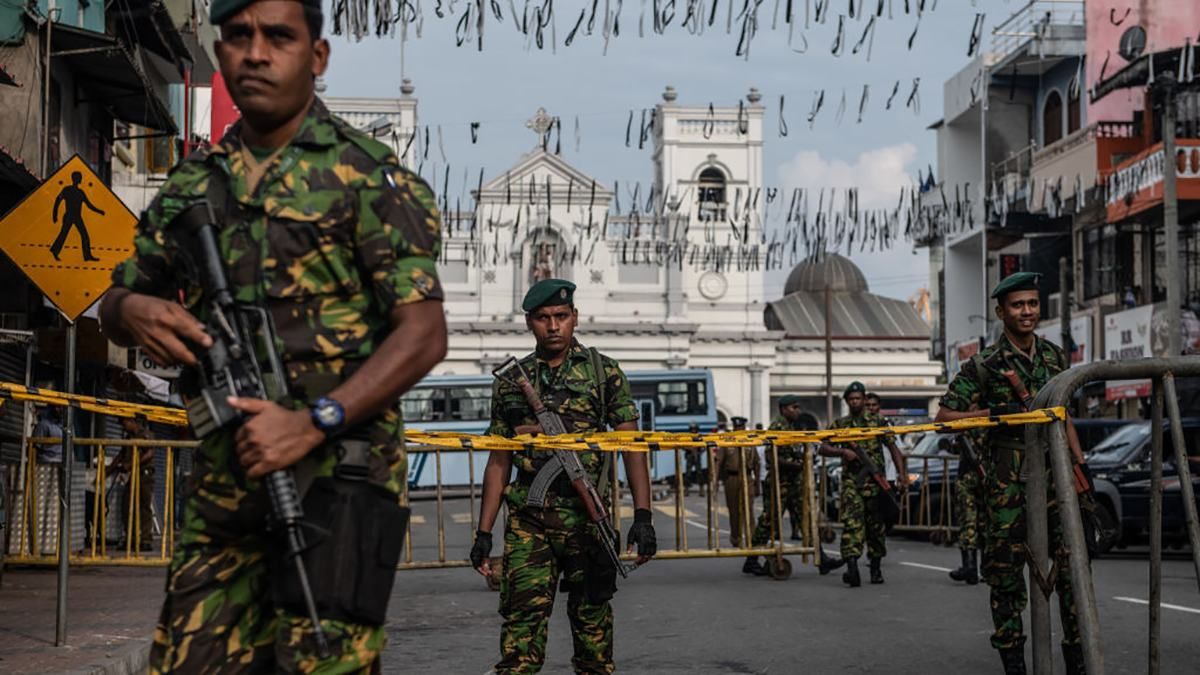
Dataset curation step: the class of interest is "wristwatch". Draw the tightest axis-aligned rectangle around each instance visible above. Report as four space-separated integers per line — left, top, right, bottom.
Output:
310 396 346 436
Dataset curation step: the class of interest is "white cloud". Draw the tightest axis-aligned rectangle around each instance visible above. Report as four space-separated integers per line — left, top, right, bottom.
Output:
776 142 918 210
771 143 927 302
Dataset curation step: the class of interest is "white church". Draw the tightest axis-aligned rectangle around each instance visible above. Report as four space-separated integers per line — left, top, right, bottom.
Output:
327 84 943 427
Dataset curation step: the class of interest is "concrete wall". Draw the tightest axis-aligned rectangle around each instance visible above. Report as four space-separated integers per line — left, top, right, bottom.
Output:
1088 0 1200 122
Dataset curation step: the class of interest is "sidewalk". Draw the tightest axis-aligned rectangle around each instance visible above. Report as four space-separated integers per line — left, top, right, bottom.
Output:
0 566 161 674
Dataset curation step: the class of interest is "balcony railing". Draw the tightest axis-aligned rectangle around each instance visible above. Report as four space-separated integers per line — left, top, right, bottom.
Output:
991 0 1085 63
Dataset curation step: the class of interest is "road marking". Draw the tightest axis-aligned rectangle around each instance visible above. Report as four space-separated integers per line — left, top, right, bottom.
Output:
619 505 635 519
451 513 473 524
410 515 426 525
685 519 729 535
653 504 699 519
899 561 954 573
1113 596 1200 615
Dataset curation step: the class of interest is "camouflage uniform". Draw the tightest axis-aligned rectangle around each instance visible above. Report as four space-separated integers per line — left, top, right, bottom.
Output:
750 416 806 546
487 339 638 674
955 437 986 552
830 412 889 560
941 334 1078 651
112 99 443 673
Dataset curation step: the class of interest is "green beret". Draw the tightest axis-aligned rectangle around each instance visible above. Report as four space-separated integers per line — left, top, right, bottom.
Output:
522 278 576 312
778 395 803 407
211 0 321 25
843 381 866 399
991 272 1041 300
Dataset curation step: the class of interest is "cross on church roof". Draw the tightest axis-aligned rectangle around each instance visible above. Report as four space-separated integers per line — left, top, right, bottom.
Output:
526 107 556 149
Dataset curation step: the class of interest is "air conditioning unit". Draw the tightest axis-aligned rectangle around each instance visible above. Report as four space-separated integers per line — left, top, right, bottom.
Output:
1046 292 1062 319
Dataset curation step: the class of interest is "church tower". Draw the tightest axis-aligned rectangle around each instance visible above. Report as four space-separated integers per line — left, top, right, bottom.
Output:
653 86 766 329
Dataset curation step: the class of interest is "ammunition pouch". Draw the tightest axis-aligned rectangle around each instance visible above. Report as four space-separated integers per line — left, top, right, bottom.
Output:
992 438 1023 484
271 442 409 627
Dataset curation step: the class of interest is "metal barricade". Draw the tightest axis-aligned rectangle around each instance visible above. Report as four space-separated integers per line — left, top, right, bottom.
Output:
402 442 822 579
6 437 198 566
1027 357 1200 675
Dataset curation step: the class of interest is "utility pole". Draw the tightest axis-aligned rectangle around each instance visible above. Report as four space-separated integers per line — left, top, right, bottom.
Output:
1158 72 1182 357
1059 256 1071 360
824 280 833 425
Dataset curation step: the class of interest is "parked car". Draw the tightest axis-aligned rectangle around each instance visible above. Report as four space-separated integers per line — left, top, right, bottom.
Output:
1087 418 1200 553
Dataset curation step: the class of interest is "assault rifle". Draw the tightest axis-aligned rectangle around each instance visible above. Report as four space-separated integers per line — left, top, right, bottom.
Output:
957 434 987 481
492 357 634 577
983 352 1092 495
166 201 330 657
846 442 901 526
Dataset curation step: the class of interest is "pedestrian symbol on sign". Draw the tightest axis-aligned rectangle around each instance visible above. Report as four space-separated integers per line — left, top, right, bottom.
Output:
50 171 104 262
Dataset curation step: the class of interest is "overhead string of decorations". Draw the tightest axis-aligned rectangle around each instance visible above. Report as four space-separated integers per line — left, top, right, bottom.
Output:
330 0 944 57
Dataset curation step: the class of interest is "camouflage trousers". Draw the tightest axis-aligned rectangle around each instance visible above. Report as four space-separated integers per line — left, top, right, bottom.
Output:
498 500 614 674
840 478 886 560
956 469 984 551
751 475 804 546
150 452 386 674
983 476 1080 651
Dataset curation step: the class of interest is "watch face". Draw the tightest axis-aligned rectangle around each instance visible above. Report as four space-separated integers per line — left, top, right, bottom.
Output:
315 401 343 428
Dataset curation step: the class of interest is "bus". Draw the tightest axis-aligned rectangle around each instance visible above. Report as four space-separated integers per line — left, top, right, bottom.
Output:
402 368 717 488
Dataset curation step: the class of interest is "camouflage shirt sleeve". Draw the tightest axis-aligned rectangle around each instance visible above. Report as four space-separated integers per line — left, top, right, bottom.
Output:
940 357 982 412
109 170 199 299
356 163 444 310
486 378 514 438
602 357 639 428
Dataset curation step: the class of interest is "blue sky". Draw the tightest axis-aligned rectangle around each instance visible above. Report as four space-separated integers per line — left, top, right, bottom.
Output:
322 1 1025 301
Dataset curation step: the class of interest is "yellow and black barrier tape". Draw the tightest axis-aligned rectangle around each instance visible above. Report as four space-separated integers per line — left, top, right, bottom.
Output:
0 382 190 427
405 407 1069 452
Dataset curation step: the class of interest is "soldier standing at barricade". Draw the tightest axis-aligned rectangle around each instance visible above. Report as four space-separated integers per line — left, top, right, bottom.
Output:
470 279 657 674
820 382 909 587
100 0 449 669
715 415 762 574
947 433 985 585
936 272 1093 675
746 396 843 575
684 422 705 496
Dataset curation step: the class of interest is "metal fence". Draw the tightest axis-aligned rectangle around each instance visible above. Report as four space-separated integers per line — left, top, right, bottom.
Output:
1027 357 1200 675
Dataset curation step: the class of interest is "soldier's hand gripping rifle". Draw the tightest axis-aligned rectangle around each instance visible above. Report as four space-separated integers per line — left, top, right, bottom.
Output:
492 357 634 577
166 201 331 658
838 441 902 526
984 353 1093 495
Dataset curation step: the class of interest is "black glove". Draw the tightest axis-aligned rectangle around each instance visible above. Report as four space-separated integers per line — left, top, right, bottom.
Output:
470 530 493 570
989 402 1025 416
626 508 657 559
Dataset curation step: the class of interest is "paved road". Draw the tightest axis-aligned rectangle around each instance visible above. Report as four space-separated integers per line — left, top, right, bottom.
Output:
388 494 1200 674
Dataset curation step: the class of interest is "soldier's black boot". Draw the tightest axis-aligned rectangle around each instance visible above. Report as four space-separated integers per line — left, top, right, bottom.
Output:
965 550 980 585
742 556 766 575
868 557 884 584
998 648 1026 675
842 557 861 587
818 550 845 575
1061 643 1085 675
949 549 971 582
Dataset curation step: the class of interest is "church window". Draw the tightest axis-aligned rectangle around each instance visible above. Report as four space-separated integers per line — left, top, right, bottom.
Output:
697 167 727 221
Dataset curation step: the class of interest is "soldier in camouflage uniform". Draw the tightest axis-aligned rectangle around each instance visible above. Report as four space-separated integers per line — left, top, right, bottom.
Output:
947 433 985 585
936 272 1089 675
821 382 908 588
746 396 807 569
100 1 447 671
470 279 657 674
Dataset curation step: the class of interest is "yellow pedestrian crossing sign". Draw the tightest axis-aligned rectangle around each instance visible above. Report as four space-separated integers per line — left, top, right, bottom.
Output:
0 155 137 321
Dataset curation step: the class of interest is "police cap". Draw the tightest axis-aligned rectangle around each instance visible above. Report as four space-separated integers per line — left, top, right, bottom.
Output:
991 272 1041 301
522 278 576 313
843 381 866 399
211 0 322 25
730 416 748 429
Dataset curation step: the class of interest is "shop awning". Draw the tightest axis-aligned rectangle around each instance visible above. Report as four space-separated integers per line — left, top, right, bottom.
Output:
51 23 177 134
